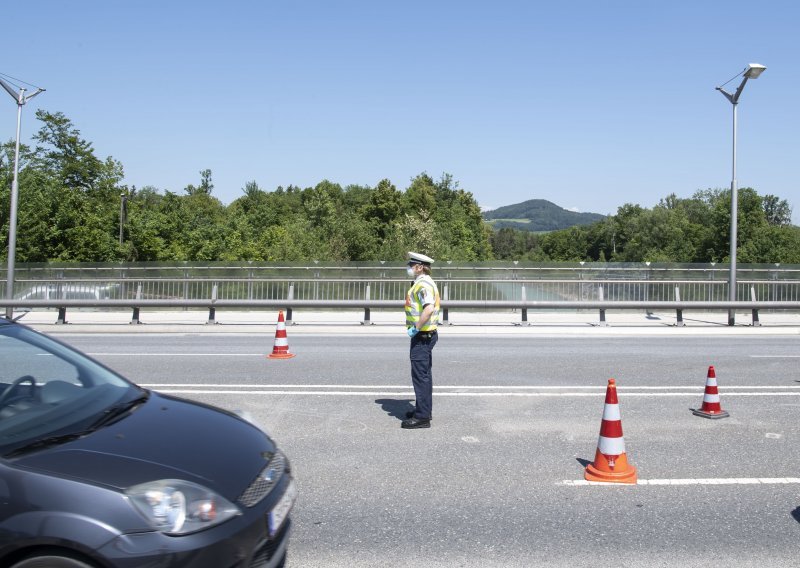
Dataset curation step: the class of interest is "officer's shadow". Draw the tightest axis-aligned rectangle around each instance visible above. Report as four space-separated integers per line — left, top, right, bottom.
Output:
375 398 415 421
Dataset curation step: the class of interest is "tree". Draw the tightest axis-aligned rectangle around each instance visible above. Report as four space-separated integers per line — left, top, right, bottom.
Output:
763 194 792 227
404 173 437 215
540 227 590 261
184 169 214 196
31 110 104 193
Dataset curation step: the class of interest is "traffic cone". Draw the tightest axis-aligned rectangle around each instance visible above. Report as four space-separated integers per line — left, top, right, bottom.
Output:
584 379 637 484
267 311 296 359
692 365 729 419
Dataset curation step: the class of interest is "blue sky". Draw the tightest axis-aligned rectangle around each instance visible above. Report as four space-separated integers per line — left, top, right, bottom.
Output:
3 1 798 223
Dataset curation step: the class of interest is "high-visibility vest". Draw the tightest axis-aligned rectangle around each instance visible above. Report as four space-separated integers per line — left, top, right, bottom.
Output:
405 275 440 331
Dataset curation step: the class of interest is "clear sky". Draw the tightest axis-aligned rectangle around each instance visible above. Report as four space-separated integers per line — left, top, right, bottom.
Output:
3 1 798 223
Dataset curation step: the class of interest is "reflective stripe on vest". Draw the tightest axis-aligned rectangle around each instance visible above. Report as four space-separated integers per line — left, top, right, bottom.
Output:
405 275 440 331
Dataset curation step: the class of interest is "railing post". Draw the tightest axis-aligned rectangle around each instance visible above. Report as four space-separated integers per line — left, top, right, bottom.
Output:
207 283 218 324
675 287 685 327
521 285 529 326
286 284 294 324
130 284 142 325
442 284 450 325
362 284 372 325
183 270 190 312
119 268 127 300
598 285 608 326
751 286 761 327
55 283 68 324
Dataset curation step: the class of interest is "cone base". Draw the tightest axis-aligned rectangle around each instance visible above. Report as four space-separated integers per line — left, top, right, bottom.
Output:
692 408 729 419
267 352 296 359
584 463 638 484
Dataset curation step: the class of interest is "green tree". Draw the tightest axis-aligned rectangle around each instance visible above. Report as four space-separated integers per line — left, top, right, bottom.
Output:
184 169 214 196
404 173 437 215
762 194 792 227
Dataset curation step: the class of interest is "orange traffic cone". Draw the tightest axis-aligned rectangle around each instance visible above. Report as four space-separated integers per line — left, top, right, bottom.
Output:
692 365 729 419
584 379 637 484
267 311 296 359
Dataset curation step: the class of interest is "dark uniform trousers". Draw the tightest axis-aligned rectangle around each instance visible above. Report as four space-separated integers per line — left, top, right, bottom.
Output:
410 330 438 419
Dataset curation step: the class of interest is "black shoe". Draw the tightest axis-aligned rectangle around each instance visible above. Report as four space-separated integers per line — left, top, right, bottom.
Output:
401 417 431 429
405 411 433 420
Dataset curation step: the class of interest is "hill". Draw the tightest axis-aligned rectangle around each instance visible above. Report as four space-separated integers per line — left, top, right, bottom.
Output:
483 199 605 232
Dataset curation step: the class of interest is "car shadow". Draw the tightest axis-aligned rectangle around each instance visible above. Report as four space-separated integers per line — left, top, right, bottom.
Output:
375 398 415 421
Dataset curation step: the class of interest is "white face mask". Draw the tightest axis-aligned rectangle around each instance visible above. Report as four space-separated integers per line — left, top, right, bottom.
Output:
406 267 416 278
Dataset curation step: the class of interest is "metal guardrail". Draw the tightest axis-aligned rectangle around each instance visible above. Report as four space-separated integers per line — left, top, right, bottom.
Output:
5 277 800 301
2 294 799 328
2 267 799 326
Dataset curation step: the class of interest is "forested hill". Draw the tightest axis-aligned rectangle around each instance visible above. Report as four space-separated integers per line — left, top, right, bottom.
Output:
483 199 605 231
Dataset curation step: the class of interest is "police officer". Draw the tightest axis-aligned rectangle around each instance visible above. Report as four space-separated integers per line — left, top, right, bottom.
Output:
402 251 440 429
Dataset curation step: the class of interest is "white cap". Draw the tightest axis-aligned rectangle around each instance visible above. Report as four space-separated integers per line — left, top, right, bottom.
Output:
407 251 434 265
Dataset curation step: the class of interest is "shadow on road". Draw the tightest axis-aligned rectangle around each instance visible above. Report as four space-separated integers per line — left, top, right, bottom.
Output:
791 507 800 524
375 398 415 421
575 457 592 468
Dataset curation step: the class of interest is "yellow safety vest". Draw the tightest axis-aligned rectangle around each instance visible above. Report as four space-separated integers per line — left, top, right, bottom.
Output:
405 275 440 331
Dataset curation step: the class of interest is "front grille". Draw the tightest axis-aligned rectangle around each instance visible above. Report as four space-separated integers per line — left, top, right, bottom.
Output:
250 520 291 567
238 451 287 507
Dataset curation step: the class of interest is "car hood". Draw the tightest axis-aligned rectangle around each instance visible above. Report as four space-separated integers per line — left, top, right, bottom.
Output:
11 392 276 500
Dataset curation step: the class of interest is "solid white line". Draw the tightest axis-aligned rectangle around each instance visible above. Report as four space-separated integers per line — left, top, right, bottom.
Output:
89 353 800 359
562 478 800 486
157 390 415 396
89 353 264 357
137 383 800 390
147 388 800 397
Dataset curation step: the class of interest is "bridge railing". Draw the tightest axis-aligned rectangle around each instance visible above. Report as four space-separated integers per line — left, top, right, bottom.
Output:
2 276 799 327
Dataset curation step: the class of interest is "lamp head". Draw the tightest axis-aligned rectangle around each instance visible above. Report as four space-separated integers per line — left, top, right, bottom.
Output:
744 63 766 79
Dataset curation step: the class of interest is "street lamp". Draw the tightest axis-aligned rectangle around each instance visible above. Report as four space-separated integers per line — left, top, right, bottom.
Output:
716 63 765 326
1 75 44 319
119 194 128 246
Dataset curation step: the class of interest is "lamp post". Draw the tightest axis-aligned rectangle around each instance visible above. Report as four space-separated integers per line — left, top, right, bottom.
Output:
1 76 44 319
119 194 128 246
716 63 766 326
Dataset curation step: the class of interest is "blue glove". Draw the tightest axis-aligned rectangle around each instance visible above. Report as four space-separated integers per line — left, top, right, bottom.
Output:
407 327 419 338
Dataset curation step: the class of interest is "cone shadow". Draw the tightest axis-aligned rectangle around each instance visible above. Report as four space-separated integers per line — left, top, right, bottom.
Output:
575 457 592 468
791 507 800 524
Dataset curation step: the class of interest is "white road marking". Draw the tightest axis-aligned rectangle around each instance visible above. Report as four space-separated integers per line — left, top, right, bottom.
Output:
89 353 264 356
562 478 800 486
137 384 800 397
138 384 800 389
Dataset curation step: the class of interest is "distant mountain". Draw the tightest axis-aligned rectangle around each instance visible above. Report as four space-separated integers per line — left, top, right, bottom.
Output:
483 199 605 232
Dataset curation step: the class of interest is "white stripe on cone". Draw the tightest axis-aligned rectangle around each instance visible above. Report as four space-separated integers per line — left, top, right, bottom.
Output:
598 436 626 455
602 404 621 421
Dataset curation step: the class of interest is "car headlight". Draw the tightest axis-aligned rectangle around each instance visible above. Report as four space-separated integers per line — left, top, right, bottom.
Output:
126 479 241 535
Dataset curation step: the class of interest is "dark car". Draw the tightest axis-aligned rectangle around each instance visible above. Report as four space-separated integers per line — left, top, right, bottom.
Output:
0 316 296 568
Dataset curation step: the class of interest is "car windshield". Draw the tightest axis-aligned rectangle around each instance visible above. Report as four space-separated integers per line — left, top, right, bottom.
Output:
0 320 141 456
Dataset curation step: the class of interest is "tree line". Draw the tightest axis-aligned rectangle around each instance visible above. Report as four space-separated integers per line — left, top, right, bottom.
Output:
1 110 797 264
490 189 798 263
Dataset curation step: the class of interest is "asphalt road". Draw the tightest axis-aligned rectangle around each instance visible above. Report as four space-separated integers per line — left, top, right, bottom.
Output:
50 332 800 567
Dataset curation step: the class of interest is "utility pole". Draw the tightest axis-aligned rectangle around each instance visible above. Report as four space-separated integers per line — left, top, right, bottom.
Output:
1 75 45 319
